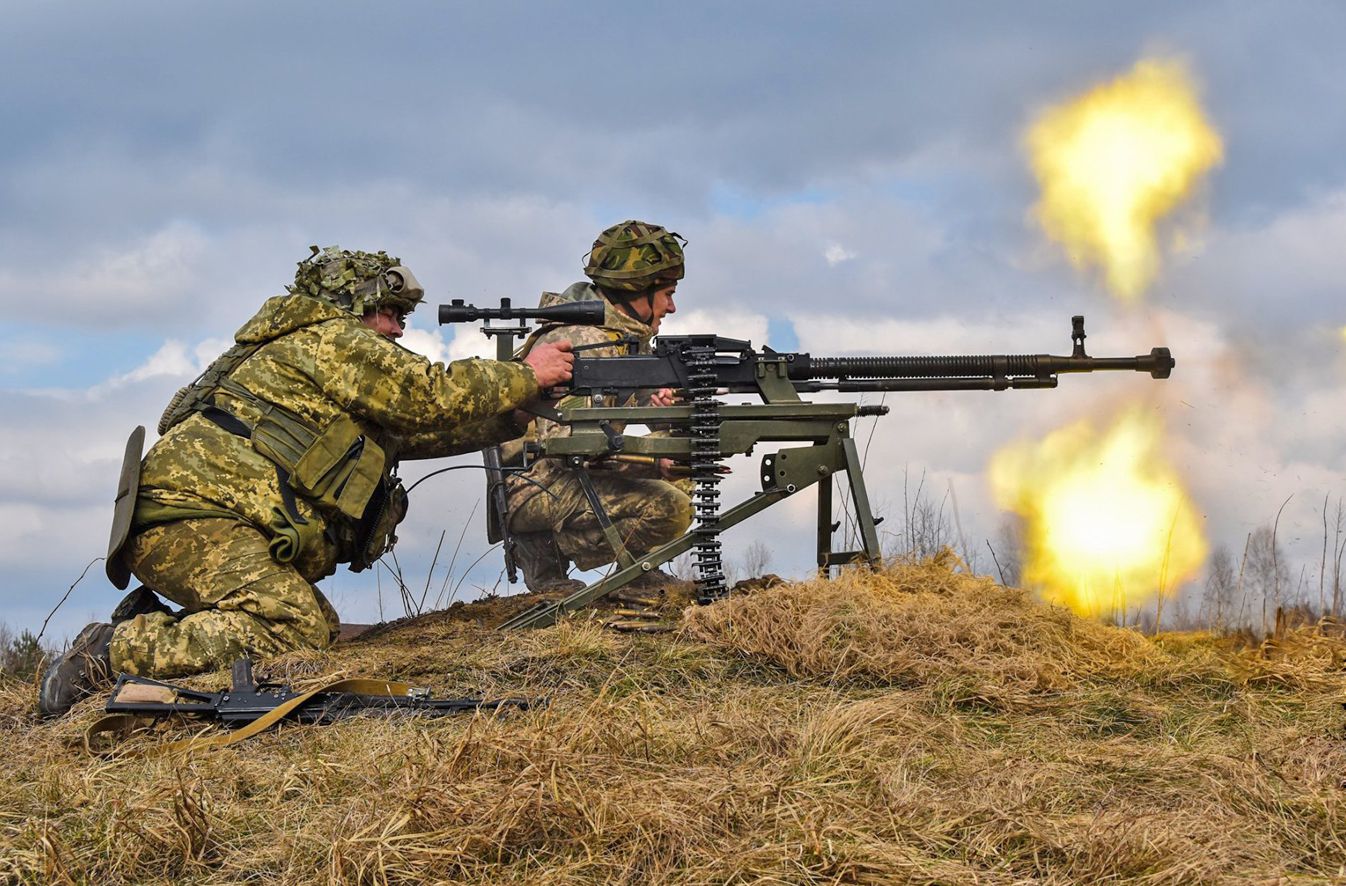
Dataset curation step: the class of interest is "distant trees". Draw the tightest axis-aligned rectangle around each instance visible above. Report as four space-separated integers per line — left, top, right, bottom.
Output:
1187 495 1346 637
990 515 1025 588
0 623 48 682
1323 495 1346 620
1243 525 1291 635
981 504 1346 638
739 540 772 579
1200 544 1237 631
879 467 980 572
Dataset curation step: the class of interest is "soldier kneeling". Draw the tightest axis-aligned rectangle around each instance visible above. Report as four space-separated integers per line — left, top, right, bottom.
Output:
40 246 574 716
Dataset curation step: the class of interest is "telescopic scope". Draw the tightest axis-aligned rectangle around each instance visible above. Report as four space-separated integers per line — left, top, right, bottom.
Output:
438 298 606 326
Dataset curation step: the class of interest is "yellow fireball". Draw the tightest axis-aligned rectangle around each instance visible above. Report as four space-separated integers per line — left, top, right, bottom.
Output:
990 408 1207 617
1027 57 1223 299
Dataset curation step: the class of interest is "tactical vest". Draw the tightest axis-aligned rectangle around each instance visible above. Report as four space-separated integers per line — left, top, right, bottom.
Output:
155 335 407 572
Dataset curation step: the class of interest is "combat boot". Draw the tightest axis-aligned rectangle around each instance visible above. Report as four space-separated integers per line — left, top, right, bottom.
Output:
513 532 584 595
38 621 115 718
109 585 173 623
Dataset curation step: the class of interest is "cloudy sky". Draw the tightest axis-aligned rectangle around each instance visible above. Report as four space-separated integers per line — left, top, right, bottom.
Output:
3 1 1344 641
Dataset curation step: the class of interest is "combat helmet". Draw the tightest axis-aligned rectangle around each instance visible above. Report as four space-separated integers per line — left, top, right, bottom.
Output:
584 220 686 296
288 245 425 318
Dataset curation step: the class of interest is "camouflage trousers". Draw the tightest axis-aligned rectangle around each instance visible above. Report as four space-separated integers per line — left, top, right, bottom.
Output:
109 518 340 678
509 472 692 570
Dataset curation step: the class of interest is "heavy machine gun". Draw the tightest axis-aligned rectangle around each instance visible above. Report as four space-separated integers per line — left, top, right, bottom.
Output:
439 303 1174 630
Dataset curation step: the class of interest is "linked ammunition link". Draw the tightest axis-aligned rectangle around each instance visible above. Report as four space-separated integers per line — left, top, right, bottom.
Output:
687 344 727 603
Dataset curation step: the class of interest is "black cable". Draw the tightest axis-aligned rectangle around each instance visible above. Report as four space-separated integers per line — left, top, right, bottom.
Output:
403 463 557 499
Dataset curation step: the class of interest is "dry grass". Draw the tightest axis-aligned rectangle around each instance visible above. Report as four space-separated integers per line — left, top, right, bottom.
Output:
3 553 1345 884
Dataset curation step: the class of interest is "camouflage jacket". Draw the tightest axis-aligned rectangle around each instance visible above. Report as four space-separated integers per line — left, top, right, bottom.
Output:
136 295 538 576
504 282 665 513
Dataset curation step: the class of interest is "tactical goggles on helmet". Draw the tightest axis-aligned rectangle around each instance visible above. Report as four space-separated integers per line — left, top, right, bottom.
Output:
348 264 424 318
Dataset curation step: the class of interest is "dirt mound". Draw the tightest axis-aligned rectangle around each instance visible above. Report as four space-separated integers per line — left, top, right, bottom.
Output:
3 556 1345 884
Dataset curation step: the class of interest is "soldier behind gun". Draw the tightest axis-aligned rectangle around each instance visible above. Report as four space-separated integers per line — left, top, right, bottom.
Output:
504 220 694 593
39 246 576 717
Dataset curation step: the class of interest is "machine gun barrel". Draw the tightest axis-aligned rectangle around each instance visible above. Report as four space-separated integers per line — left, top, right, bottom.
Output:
802 349 1172 380
566 315 1173 396
798 315 1173 383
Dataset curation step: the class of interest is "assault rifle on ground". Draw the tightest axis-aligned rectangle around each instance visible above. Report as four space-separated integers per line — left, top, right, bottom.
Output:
439 303 1174 630
87 657 536 754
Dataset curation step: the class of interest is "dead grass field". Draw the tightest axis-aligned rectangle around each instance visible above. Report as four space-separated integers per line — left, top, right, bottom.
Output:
3 553 1345 884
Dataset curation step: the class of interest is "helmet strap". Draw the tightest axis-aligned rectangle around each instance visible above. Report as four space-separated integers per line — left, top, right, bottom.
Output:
605 285 659 327
614 298 644 324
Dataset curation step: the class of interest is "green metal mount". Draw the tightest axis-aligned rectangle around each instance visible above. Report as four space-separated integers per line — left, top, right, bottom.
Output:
498 400 883 630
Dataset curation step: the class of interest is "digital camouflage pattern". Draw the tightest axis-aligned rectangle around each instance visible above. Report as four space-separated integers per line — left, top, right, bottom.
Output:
137 292 538 567
583 220 686 293
505 282 692 567
110 519 340 676
121 289 538 676
510 470 691 570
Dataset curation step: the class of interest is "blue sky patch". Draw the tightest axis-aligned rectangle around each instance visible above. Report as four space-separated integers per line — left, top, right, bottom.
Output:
767 316 800 351
0 331 164 390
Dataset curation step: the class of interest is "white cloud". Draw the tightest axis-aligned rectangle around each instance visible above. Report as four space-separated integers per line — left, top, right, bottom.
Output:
824 242 857 265
445 327 498 362
659 308 769 347
90 335 230 393
0 222 210 322
115 340 196 382
1169 187 1346 331
790 312 1064 356
399 326 454 364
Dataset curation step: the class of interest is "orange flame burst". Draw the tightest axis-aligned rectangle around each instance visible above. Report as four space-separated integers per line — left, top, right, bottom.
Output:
1026 57 1223 300
989 408 1207 618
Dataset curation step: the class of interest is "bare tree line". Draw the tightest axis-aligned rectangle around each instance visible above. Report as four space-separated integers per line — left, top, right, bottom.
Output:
983 492 1346 637
1195 493 1346 635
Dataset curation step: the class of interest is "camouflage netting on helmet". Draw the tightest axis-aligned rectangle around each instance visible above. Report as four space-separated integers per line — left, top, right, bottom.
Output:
288 245 423 316
584 220 686 294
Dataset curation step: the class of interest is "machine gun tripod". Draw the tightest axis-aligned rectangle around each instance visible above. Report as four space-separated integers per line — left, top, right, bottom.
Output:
440 302 1175 630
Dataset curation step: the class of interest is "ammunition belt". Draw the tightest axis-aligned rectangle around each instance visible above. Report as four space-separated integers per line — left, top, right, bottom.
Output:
686 344 726 603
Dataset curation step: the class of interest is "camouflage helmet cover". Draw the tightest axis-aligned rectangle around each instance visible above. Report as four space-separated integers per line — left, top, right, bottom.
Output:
583 220 686 294
288 245 425 317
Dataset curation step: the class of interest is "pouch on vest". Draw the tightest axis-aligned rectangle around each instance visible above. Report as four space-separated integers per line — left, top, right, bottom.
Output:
105 425 146 590
291 414 386 519
253 411 386 521
350 478 408 572
266 504 327 565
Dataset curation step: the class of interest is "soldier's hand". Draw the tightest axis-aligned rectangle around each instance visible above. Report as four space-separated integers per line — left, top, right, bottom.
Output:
648 388 677 407
524 341 574 387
